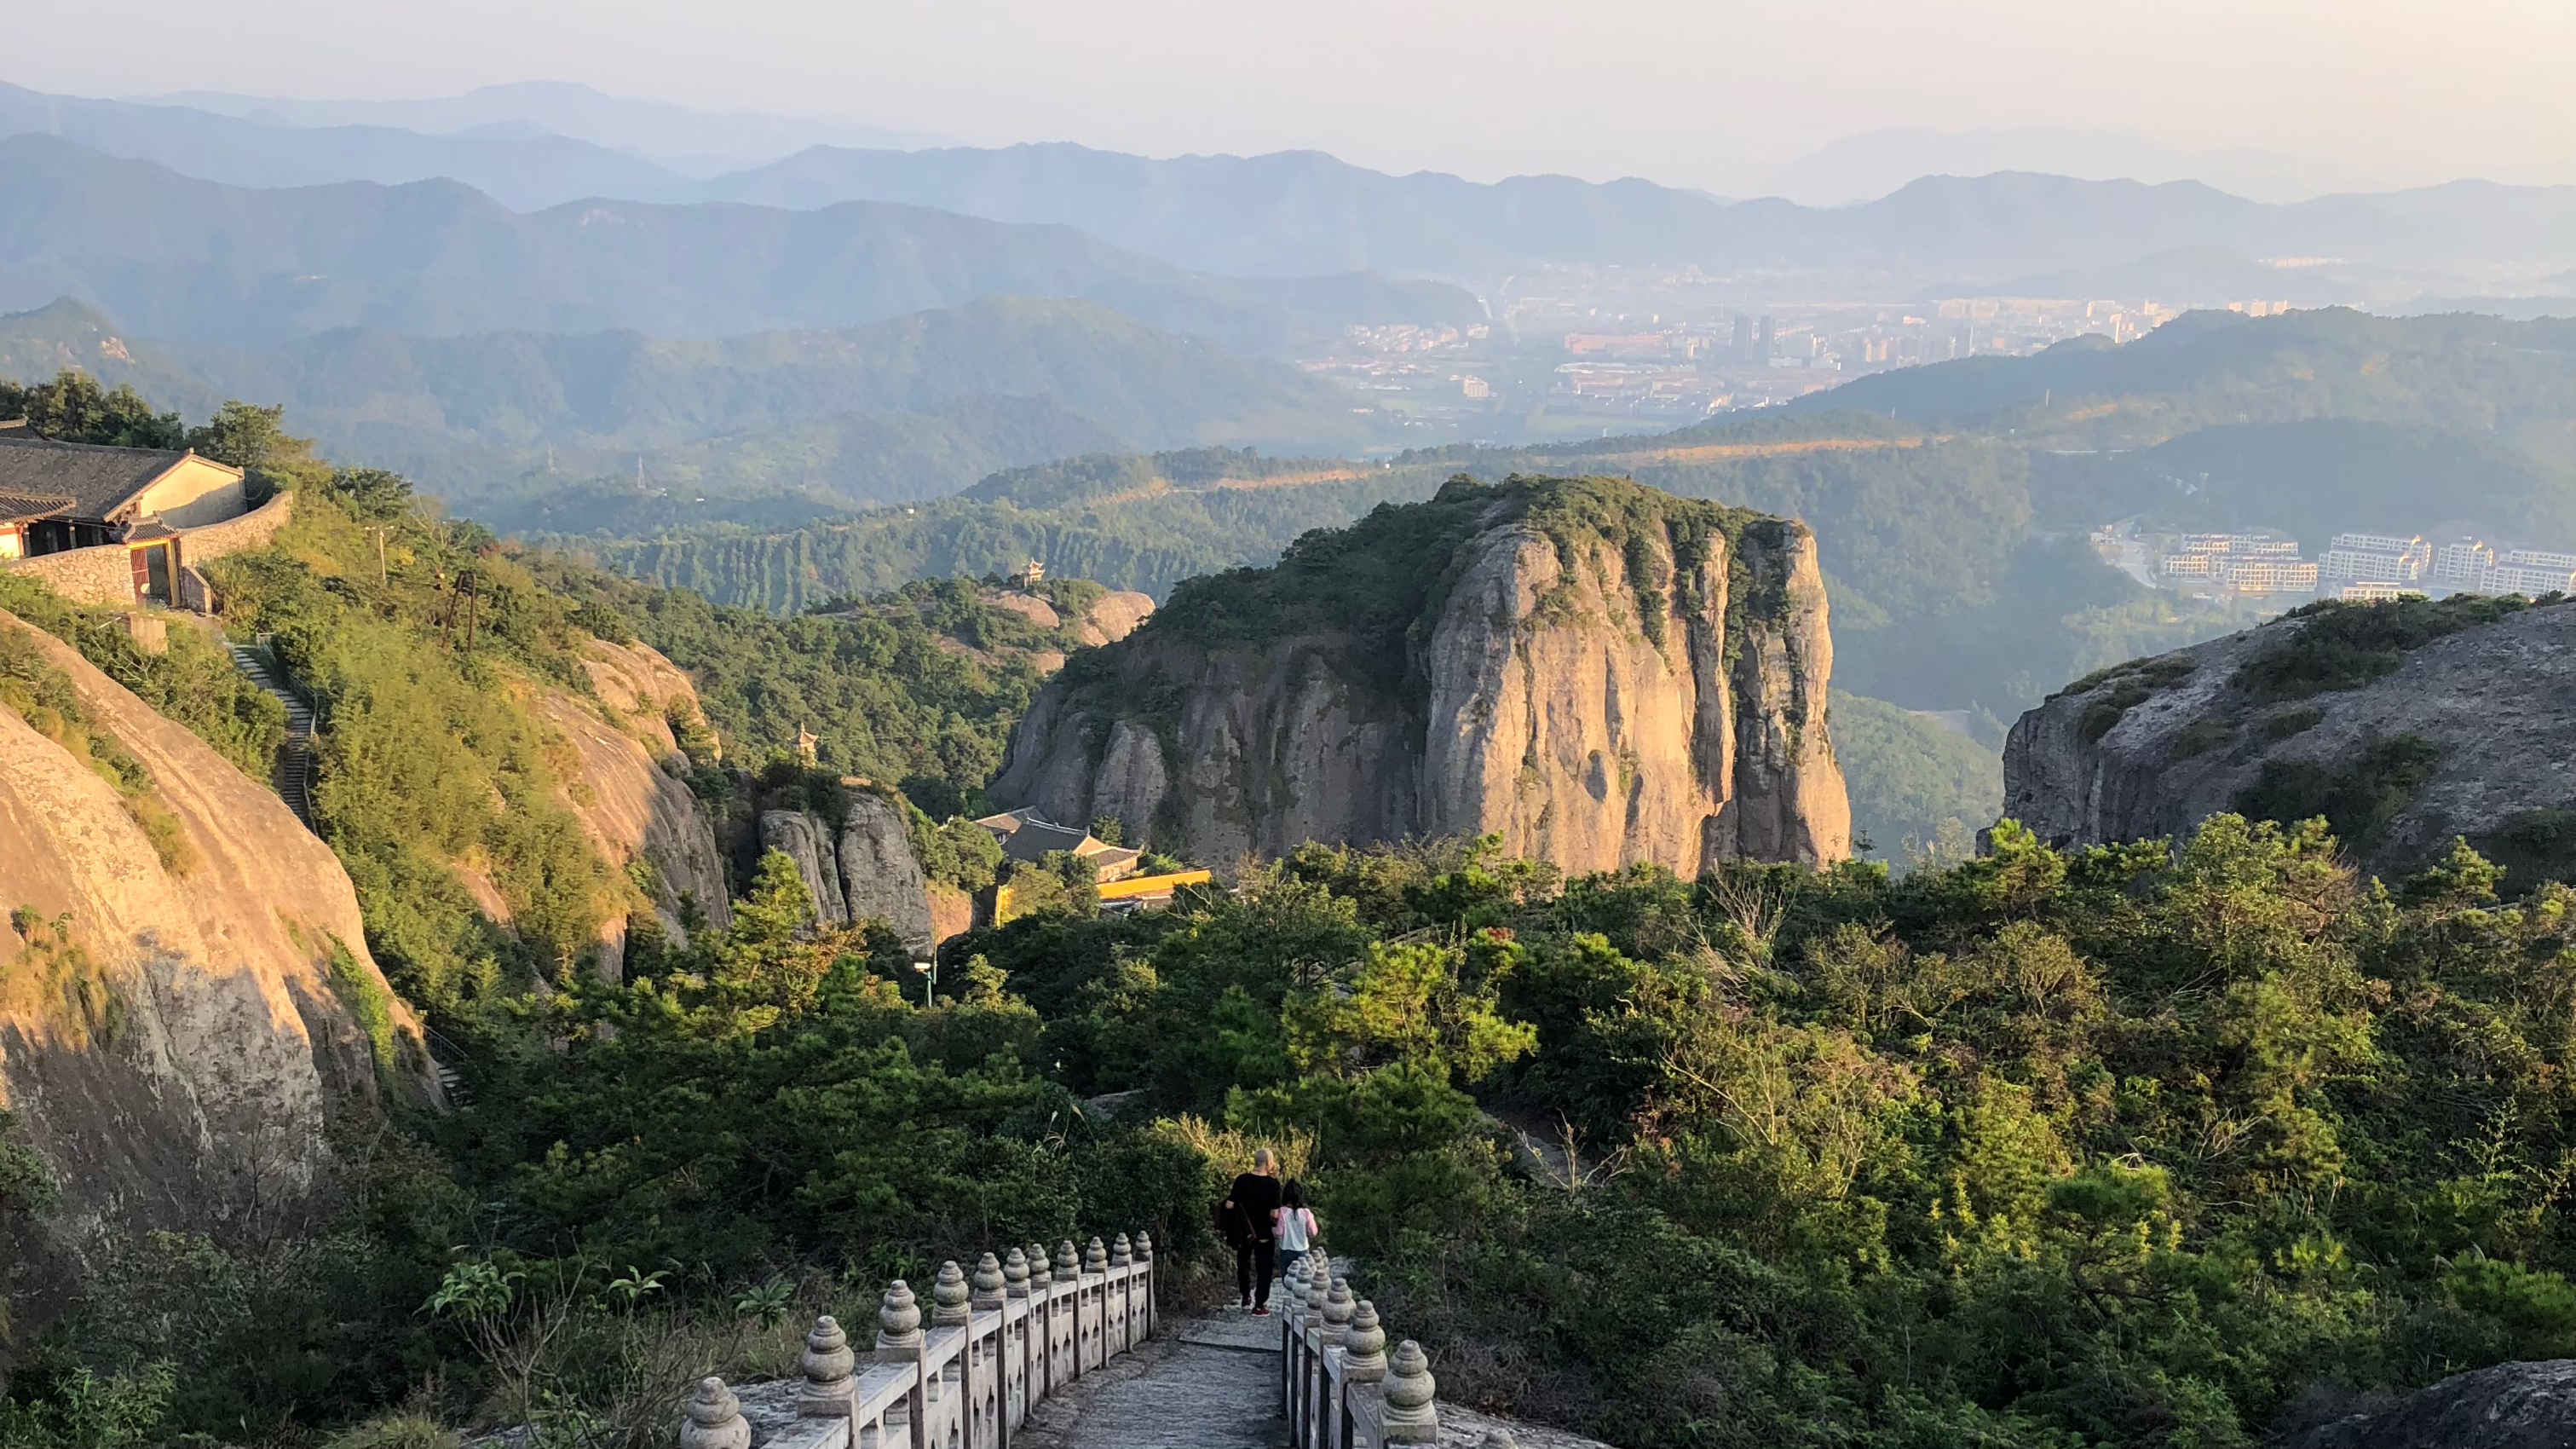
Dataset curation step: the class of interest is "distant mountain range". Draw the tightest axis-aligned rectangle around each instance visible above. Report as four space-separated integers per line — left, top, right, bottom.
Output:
0 135 1479 349
6 84 2569 289
1767 127 2389 207
0 295 1397 515
142 80 948 171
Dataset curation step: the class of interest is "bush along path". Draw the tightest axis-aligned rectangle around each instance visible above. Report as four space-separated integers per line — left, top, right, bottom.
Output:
225 638 319 831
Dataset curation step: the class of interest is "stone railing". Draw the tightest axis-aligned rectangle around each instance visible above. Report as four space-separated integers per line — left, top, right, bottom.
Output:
682 1233 1154 1449
1280 1252 1442 1447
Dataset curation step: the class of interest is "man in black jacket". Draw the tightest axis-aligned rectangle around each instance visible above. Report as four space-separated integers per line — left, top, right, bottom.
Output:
1221 1147 1283 1313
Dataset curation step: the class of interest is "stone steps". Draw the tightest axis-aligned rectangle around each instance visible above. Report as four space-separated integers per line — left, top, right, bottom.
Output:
226 641 320 833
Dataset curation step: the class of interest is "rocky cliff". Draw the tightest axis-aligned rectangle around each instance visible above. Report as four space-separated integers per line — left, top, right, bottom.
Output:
990 474 1851 875
0 610 433 1315
545 639 732 973
2002 595 2576 880
758 789 939 954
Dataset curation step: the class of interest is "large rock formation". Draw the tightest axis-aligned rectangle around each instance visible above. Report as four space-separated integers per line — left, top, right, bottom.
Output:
758 790 938 954
2286 1360 2576 1448
990 474 1851 875
2002 596 2576 878
0 611 434 1318
546 640 732 973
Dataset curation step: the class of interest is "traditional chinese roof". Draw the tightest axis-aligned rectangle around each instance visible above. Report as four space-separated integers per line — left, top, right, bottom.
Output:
973 808 1145 880
0 488 75 525
0 434 239 522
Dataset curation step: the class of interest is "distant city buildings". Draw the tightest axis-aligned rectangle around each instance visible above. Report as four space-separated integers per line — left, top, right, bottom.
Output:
2119 526 2576 609
2319 533 2431 585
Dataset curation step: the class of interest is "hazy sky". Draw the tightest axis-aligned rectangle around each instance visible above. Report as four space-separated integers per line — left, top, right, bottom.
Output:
13 0 2573 191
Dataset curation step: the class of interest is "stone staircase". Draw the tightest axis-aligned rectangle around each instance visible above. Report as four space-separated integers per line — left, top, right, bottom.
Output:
226 640 320 832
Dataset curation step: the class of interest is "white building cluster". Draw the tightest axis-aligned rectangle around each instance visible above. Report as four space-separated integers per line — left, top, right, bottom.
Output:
2159 533 2316 596
2429 538 2576 597
2140 529 2576 603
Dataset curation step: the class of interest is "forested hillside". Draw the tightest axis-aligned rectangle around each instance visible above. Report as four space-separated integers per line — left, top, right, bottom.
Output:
0 297 1399 518
578 310 2576 728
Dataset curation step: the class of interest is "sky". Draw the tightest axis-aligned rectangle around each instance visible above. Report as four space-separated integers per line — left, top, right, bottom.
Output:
11 0 2573 193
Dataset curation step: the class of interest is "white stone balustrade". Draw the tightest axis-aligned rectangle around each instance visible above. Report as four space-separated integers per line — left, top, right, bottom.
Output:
1279 1254 1441 1449
682 1227 1158 1449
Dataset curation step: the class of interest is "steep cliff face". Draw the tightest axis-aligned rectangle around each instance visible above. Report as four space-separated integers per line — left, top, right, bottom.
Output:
545 640 731 973
2002 596 2576 879
758 790 938 953
990 475 1850 875
0 612 433 1310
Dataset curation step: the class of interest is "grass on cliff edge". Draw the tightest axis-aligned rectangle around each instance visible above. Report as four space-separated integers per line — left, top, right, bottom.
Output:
1064 472 1777 705
2233 592 2549 702
203 472 638 1014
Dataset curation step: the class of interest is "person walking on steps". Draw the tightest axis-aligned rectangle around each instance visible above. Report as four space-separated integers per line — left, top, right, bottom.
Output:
1274 1179 1320 1284
1221 1147 1283 1313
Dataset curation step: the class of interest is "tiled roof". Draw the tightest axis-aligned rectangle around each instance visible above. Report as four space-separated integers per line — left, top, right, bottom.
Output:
0 489 75 524
0 435 232 521
974 808 1142 876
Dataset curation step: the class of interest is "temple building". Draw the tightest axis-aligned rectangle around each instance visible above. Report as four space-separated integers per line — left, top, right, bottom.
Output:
0 424 251 604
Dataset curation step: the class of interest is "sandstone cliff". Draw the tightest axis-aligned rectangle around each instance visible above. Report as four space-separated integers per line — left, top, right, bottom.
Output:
2001 595 2576 880
545 640 732 973
0 611 433 1311
758 789 938 954
990 475 1850 875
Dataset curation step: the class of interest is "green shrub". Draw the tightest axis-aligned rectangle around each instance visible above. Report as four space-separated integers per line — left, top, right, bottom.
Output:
2235 730 2443 846
2256 705 2324 742
2166 715 2237 760
2234 595 2532 702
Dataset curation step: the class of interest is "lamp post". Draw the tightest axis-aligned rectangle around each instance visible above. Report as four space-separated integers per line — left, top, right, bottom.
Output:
908 958 937 1008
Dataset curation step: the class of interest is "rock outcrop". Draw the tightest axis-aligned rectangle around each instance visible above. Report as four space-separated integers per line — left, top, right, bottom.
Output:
758 790 938 954
2285 1360 2576 1448
990 475 1850 875
2002 597 2576 879
0 611 434 1317
546 640 731 973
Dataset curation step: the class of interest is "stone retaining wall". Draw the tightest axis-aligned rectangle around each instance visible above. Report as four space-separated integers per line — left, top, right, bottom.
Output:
2 540 133 606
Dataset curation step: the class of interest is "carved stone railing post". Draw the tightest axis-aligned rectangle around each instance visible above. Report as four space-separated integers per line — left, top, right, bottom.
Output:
1010 1237 1040 1392
1381 1339 1438 1443
798 1315 856 1418
1344 1300 1386 1383
1134 1231 1156 1336
674 1231 1165 1449
683 1377 751 1449
879 1279 927 1449
1054 1240 1082 1377
973 1253 1006 1310
933 1261 972 1328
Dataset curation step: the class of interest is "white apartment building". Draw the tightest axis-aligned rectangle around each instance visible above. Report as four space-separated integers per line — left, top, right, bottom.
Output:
2340 580 2407 602
2320 533 2430 584
2220 558 2320 595
2176 532 2297 557
2504 548 2576 573
2488 562 2576 597
2434 539 2495 585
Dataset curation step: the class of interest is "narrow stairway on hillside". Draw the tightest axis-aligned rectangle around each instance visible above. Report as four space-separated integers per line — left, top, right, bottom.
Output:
226 641 320 832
